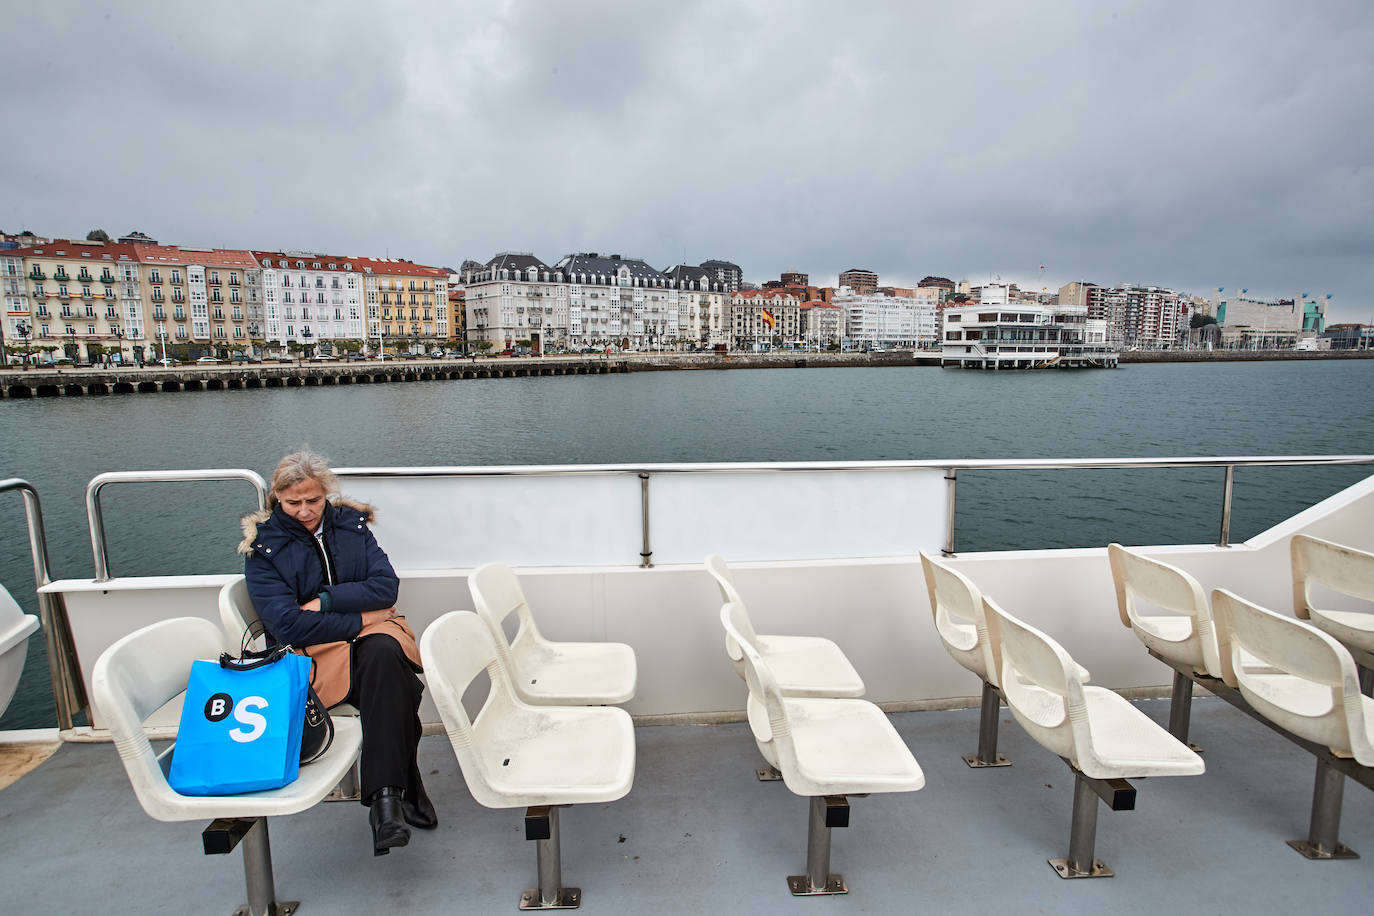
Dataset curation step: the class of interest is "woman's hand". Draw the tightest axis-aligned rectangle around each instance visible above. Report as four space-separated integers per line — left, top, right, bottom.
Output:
361 607 398 628
299 598 322 612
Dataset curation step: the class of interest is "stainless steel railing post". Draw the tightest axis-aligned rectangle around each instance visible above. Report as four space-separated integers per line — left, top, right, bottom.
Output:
1 478 83 729
638 472 653 568
942 468 957 556
1218 464 1235 548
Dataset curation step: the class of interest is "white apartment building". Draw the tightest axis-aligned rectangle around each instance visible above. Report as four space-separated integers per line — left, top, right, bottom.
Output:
257 252 366 351
664 264 729 347
833 288 937 348
941 301 1115 369
800 300 844 346
556 253 676 350
730 290 799 350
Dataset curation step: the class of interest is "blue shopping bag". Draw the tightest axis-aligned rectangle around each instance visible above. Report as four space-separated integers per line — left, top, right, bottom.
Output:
168 648 312 796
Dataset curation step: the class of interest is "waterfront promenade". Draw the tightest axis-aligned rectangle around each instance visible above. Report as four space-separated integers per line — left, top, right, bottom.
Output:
0 348 1369 399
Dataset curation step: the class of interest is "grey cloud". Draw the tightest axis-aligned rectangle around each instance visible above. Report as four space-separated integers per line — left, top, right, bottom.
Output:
2 0 1370 320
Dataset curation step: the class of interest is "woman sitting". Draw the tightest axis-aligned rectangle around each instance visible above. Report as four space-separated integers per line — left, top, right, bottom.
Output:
239 449 434 856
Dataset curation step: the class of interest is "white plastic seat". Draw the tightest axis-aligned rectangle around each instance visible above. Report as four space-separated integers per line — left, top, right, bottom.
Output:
983 596 1202 877
1108 544 1223 678
0 582 40 719
1213 589 1374 765
421 610 634 908
704 554 864 698
721 601 922 895
92 616 362 915
468 562 636 707
1291 535 1374 671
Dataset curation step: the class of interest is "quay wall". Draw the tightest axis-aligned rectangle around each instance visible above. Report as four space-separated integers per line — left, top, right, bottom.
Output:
1 348 1369 398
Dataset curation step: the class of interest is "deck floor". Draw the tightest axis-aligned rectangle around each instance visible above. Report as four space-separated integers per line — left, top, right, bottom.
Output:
2 697 1372 914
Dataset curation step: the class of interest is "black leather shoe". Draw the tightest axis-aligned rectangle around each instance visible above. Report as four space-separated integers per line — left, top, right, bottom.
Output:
369 787 410 856
403 777 438 830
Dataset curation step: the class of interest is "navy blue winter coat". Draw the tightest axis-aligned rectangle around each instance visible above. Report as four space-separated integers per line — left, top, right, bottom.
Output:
239 497 400 649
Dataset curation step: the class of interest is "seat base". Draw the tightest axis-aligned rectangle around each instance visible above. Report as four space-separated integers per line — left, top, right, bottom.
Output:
1287 839 1359 860
519 887 581 909
962 752 1011 768
787 874 847 895
232 903 298 916
1049 857 1113 879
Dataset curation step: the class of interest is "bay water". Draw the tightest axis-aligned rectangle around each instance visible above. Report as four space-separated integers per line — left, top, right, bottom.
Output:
1 359 1371 728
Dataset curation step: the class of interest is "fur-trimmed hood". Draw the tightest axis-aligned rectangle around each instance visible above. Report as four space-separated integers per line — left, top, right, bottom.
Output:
237 496 376 556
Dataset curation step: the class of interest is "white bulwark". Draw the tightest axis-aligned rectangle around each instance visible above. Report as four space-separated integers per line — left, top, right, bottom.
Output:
941 300 1117 369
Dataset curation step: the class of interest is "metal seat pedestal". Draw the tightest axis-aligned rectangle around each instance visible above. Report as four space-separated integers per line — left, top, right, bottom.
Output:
1287 760 1359 860
521 806 581 910
963 680 1011 768
787 795 848 896
1048 770 1135 878
203 816 299 916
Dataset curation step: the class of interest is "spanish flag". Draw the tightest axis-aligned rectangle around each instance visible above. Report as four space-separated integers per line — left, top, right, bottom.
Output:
761 308 776 329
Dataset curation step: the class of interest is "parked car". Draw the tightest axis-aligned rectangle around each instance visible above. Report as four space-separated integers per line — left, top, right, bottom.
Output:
196 356 221 364
345 352 367 361
271 355 293 363
499 348 516 357
154 358 176 367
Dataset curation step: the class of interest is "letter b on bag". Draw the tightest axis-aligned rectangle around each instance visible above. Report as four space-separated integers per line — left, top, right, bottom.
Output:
229 696 269 743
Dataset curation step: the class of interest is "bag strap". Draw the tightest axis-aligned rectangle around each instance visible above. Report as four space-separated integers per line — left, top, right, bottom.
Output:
219 620 294 669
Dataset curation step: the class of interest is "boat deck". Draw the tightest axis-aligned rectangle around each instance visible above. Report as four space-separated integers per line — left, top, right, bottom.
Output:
4 696 1372 915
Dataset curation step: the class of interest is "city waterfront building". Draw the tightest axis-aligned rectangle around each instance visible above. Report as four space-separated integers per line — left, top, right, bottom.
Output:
918 276 954 293
833 287 935 349
838 267 878 295
699 259 742 293
7 239 142 364
730 289 799 350
941 300 1115 368
553 253 677 351
664 264 728 348
1213 290 1325 349
799 300 843 347
139 245 260 359
255 252 364 355
462 253 565 352
779 270 808 287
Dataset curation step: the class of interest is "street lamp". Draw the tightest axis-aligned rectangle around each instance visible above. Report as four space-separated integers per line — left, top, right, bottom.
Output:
411 323 420 355
300 327 313 363
111 326 125 367
65 327 77 361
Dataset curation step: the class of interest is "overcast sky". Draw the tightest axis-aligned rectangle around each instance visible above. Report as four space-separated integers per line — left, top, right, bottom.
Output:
4 1 1371 322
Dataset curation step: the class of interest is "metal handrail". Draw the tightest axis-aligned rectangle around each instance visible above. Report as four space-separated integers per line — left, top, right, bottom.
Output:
0 478 83 729
335 454 1374 563
86 470 268 582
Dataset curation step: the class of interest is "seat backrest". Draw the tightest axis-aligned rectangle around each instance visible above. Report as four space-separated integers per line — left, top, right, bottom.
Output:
1211 588 1372 762
417 610 524 808
982 596 1086 763
1291 534 1374 620
91 617 225 815
704 555 759 664
1107 543 1222 677
218 576 266 654
720 601 790 763
919 551 1002 685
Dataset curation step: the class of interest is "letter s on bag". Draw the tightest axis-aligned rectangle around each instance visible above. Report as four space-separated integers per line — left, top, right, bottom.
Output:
229 696 269 743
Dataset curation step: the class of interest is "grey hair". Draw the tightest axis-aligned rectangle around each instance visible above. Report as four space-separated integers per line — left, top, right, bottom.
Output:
267 449 340 507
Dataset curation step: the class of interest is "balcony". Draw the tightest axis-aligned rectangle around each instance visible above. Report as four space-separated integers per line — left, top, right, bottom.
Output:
27 269 45 280
53 271 70 282
99 273 115 284
208 277 221 285
35 308 50 318
76 273 93 283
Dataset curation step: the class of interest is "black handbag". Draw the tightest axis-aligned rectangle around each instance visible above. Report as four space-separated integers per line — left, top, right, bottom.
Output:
230 622 335 765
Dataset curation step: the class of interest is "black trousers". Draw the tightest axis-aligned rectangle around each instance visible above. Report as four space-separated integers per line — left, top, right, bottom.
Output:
347 633 424 804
